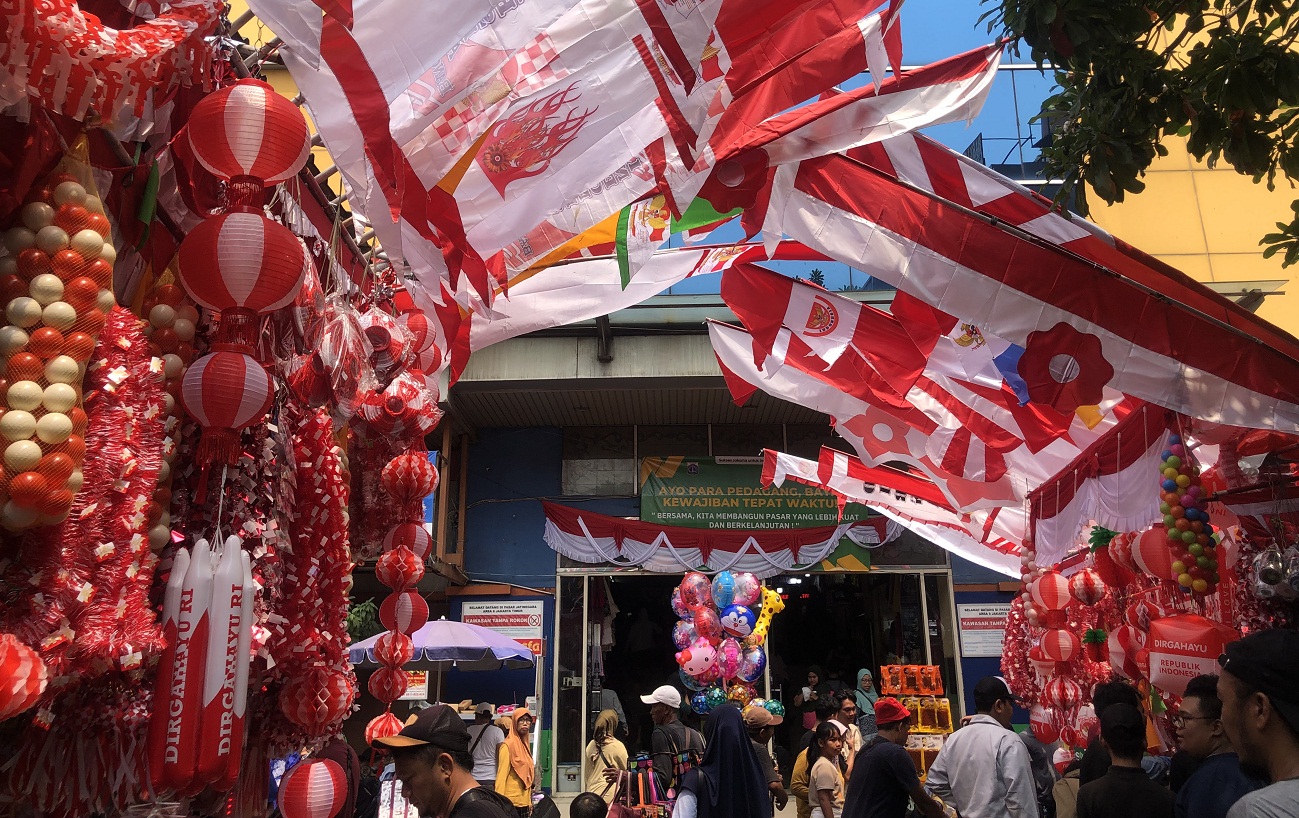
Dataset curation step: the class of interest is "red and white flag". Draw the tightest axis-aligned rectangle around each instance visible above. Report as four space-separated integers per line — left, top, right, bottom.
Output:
757 151 1299 432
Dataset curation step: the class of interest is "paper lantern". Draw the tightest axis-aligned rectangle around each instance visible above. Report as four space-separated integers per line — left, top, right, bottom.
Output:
1030 704 1060 744
1108 624 1147 680
1040 676 1082 712
181 350 274 465
1132 524 1175 579
378 591 429 635
383 522 432 561
1147 614 1239 696
0 633 47 720
1124 598 1169 631
373 631 415 668
367 666 408 703
366 711 404 746
1029 571 1070 611
380 452 439 505
279 666 355 730
396 309 434 354
1068 568 1107 606
1038 628 1081 662
1109 532 1142 576
1028 646 1057 680
375 546 425 591
177 212 307 338
187 79 311 187
279 758 348 818
1092 544 1135 588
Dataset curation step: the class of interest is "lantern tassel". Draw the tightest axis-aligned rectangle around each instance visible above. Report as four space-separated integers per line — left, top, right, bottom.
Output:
197 428 243 467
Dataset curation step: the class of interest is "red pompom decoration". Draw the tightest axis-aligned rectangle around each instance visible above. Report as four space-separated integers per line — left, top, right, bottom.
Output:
375 546 425 591
368 666 409 703
187 79 311 186
378 591 429 635
380 452 440 505
279 758 348 818
373 631 415 668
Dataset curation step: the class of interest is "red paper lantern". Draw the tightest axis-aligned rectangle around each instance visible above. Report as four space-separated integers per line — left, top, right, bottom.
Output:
1068 568 1107 606
181 350 274 465
0 634 47 720
1109 532 1142 576
384 522 433 561
379 591 429 635
375 546 425 591
1091 546 1134 590
365 711 404 746
187 79 311 187
380 452 439 505
176 212 306 341
397 310 434 354
279 758 348 818
1108 624 1147 680
1030 571 1071 611
1124 598 1169 631
279 666 356 730
373 631 415 668
368 666 409 703
1041 676 1083 712
1132 524 1175 579
1030 704 1060 744
1038 628 1081 662
1028 646 1056 680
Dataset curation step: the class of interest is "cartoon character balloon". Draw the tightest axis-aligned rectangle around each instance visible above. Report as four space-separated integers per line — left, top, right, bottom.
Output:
711 571 736 609
717 637 743 679
693 606 724 645
676 637 718 677
720 605 757 639
672 619 699 650
746 587 784 646
679 572 713 608
671 588 693 620
732 572 762 607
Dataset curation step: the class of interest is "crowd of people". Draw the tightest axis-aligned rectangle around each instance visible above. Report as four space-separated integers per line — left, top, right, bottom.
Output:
367 628 1299 818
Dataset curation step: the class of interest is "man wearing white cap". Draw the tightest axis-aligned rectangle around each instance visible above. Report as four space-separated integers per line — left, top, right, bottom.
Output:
641 684 705 794
466 702 505 790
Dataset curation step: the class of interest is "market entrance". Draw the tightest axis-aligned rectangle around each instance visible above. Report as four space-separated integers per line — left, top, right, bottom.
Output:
551 565 962 793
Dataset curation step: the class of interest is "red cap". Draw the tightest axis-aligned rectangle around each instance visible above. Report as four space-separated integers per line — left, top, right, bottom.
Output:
874 697 912 726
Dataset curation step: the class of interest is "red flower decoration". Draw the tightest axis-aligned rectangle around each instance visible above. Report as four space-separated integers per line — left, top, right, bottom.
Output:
1017 323 1113 413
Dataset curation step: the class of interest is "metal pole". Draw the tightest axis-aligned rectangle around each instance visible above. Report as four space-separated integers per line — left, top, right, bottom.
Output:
918 575 932 665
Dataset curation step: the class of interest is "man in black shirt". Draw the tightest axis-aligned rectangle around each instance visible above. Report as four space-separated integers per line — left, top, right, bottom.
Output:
641 684 705 794
842 697 944 818
1076 704 1173 818
374 705 518 818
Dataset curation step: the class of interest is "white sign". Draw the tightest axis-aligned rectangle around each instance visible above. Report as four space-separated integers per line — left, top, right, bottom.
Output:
461 600 544 640
957 603 1012 657
399 670 430 701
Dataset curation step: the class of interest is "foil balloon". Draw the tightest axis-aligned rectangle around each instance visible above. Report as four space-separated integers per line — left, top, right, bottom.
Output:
764 700 786 717
676 637 718 677
680 668 707 692
728 683 756 704
672 620 699 651
732 572 762 607
679 572 713 608
691 692 711 714
693 607 724 645
717 637 743 679
711 571 736 609
671 588 693 620
738 644 767 683
747 587 784 645
720 605 757 639
704 686 728 710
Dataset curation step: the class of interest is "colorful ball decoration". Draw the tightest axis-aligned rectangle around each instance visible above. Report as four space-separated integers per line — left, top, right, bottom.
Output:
375 546 425 590
704 686 728 710
763 699 785 717
1038 628 1081 663
1068 568 1107 606
279 758 348 818
366 711 404 745
187 79 312 187
690 691 711 714
0 633 47 720
1156 433 1219 595
180 349 274 465
380 452 440 505
378 590 430 635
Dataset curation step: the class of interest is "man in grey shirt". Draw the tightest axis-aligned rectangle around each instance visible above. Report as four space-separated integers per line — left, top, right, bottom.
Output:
926 677 1039 818
1218 630 1299 818
466 702 506 788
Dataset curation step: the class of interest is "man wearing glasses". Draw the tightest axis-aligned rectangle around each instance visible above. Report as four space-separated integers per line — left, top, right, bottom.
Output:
835 693 864 777
1173 674 1261 818
1217 630 1299 818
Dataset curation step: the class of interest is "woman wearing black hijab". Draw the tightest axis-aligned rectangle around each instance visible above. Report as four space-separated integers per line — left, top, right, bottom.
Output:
672 703 773 818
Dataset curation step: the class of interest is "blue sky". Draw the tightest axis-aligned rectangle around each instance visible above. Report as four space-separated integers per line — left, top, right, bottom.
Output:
662 0 1060 295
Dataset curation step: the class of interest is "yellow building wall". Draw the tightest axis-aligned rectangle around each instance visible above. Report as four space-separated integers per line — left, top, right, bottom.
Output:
1087 137 1299 336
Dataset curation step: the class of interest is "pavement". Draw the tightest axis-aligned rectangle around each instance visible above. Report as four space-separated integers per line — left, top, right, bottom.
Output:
547 792 799 817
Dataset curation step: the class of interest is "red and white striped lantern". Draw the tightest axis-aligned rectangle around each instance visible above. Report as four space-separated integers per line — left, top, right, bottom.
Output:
1041 676 1083 712
367 667 408 703
384 523 433 561
1068 568 1107 606
378 591 429 636
373 631 415 668
1132 525 1175 580
279 758 348 818
1029 571 1071 611
181 350 274 465
1038 628 1081 663
1108 624 1147 680
375 546 424 591
365 711 404 745
1109 532 1142 576
0 634 47 720
187 79 311 187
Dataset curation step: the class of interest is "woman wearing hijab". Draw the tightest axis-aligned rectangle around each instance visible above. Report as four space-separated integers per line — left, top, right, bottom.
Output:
672 703 773 818
854 669 880 741
794 666 835 731
495 708 538 816
583 708 628 804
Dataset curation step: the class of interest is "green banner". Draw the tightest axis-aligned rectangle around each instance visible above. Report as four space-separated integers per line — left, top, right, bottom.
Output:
639 456 874 530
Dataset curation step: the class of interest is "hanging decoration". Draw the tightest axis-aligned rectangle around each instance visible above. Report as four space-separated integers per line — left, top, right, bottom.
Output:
278 758 348 818
0 632 46 720
1156 434 1221 596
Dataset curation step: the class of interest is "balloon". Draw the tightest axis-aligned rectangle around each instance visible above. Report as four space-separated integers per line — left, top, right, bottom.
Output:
1108 624 1147 680
717 637 743 679
704 686 728 710
1030 704 1060 744
737 644 767 683
679 572 713 608
747 587 784 645
728 683 756 704
732 572 762 606
681 668 707 691
711 571 736 609
672 620 699 650
693 607 724 645
671 588 693 620
691 692 711 714
676 638 718 677
720 604 757 639
763 700 786 717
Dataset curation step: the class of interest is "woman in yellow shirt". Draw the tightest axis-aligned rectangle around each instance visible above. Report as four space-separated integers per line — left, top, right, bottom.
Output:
495 708 537 816
583 708 628 803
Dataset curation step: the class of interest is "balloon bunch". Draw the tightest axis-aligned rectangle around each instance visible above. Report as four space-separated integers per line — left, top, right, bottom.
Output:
0 174 115 529
672 571 784 717
146 536 254 794
175 79 311 466
365 451 437 743
1157 433 1221 595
